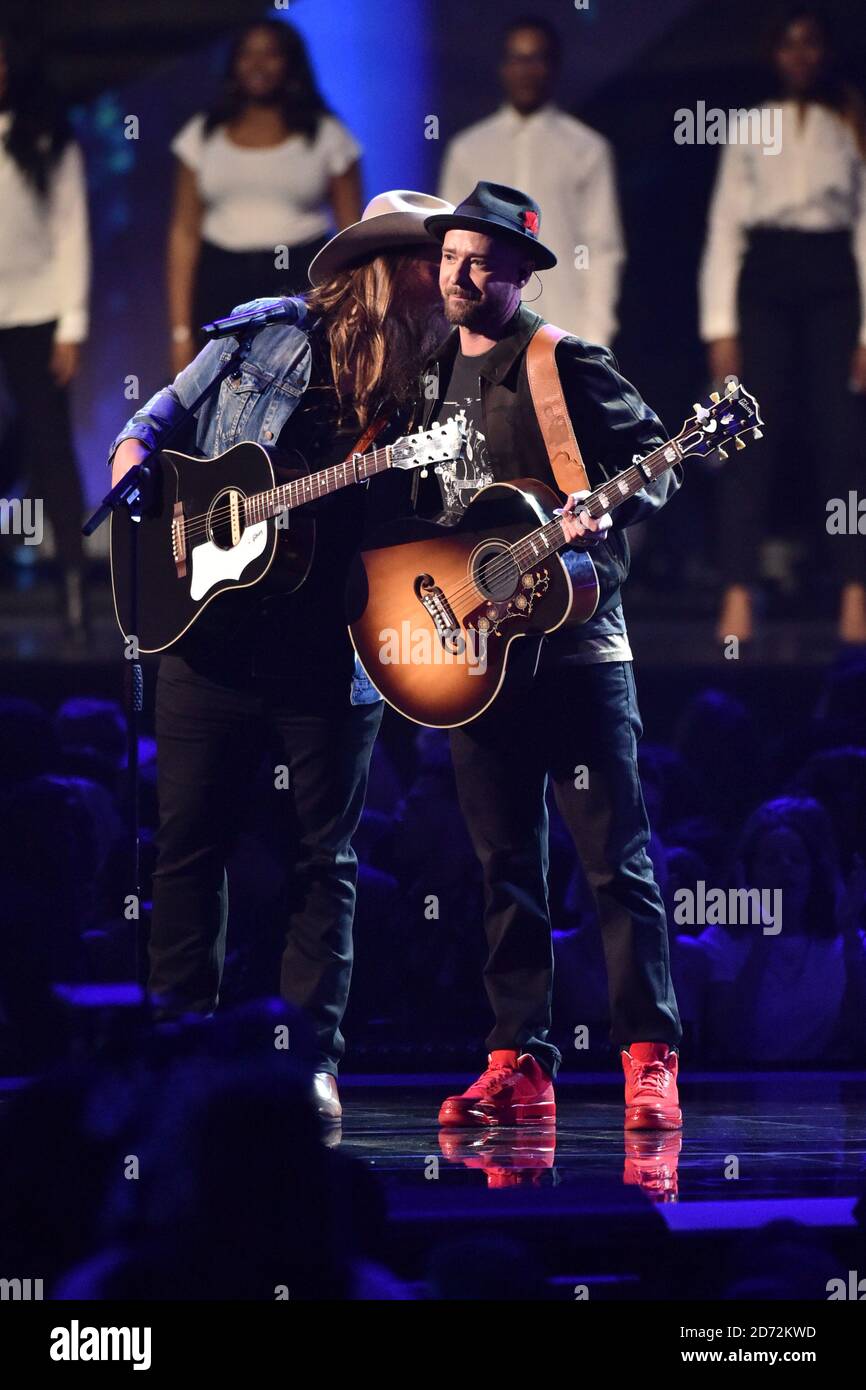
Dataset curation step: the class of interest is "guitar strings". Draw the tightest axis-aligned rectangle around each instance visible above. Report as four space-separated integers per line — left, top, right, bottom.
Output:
167 421 461 542
170 403 744 568
424 423 741 615
428 520 567 616
177 462 382 538
170 435 420 540
177 470 376 540
419 457 667 614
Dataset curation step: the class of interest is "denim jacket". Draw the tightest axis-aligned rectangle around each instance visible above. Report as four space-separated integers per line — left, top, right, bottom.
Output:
108 302 383 705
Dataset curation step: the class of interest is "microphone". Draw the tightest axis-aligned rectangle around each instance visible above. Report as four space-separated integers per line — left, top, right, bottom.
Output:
200 296 310 339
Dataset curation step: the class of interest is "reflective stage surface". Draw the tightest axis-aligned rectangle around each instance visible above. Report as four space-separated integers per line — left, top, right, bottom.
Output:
338 1072 866 1207
334 1072 866 1297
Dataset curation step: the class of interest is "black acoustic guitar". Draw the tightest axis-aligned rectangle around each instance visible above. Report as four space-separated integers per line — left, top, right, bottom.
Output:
110 419 466 652
348 383 763 727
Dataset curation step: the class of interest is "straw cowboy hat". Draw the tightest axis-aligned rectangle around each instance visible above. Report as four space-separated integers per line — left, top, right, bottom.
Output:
307 189 454 286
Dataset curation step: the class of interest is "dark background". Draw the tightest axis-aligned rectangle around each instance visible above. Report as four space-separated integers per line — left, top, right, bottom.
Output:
6 0 866 512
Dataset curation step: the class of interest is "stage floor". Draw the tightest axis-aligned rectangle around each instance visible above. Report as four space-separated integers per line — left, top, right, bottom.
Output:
336 1071 866 1210
330 1071 866 1297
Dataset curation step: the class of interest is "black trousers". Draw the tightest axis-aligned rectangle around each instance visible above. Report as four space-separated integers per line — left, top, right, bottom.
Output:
192 237 328 346
0 320 84 567
721 228 865 586
150 651 383 1073
449 656 681 1077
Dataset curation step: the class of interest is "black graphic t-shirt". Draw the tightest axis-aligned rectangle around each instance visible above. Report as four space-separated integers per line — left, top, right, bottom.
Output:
428 347 496 523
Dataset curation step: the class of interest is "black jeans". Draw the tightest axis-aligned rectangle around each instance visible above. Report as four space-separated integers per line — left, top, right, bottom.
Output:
150 651 383 1073
722 228 865 586
449 656 681 1076
0 320 84 567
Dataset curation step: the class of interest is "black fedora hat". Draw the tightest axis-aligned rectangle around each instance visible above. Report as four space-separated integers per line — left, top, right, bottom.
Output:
425 180 557 270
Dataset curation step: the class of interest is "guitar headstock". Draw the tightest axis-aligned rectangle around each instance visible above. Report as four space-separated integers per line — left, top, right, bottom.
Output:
390 417 469 470
677 380 764 462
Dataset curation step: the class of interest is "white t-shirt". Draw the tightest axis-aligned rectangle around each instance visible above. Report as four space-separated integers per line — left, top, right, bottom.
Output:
171 112 362 252
0 113 90 341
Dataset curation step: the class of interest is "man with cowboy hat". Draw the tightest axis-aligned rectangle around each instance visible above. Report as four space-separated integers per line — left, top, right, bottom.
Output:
413 181 684 1131
108 190 453 1122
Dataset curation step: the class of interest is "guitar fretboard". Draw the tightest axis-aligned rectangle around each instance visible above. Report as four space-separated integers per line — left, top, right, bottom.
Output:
511 436 683 572
245 445 393 524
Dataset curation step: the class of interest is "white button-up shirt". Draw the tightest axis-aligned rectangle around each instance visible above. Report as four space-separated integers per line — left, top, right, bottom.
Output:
0 113 90 342
438 104 625 345
699 101 866 344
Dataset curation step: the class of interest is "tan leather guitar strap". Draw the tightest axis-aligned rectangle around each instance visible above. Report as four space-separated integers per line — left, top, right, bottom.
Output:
525 323 590 496
345 414 388 462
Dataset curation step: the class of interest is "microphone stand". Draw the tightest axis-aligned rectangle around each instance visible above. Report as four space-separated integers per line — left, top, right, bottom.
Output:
81 331 261 994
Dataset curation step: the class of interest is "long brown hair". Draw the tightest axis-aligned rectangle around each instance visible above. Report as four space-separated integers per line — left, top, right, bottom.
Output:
305 251 441 428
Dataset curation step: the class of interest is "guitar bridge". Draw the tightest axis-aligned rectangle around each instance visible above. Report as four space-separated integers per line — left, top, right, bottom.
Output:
415 574 463 654
171 502 187 579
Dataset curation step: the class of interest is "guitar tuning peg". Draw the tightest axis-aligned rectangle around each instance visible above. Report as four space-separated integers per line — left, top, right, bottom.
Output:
717 445 728 460
752 427 763 440
709 391 721 404
735 437 746 450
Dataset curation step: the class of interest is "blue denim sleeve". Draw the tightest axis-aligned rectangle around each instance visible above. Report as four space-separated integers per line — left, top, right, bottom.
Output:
106 338 228 466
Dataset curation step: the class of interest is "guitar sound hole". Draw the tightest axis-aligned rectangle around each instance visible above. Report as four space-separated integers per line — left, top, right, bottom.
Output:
473 541 518 602
207 488 243 550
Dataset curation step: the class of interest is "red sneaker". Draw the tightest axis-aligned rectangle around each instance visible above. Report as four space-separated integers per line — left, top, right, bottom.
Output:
622 1043 682 1131
438 1050 556 1127
623 1132 682 1200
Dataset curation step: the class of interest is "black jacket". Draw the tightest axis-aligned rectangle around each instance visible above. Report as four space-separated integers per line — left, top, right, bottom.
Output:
416 305 682 624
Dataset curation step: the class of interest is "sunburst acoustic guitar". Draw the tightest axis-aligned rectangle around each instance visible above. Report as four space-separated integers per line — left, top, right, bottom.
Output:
348 383 763 727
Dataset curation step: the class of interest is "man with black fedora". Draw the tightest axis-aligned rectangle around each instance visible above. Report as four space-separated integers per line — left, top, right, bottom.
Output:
415 180 684 1130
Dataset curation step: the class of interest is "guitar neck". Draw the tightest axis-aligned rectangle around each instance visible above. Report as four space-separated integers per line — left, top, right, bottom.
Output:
514 436 683 570
244 444 393 525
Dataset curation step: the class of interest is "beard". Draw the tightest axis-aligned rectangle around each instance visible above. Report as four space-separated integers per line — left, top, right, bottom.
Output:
443 291 488 330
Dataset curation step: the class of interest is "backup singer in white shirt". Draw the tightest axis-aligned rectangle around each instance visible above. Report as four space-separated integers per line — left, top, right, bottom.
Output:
438 18 624 346
0 111 90 348
697 8 866 647
699 100 866 347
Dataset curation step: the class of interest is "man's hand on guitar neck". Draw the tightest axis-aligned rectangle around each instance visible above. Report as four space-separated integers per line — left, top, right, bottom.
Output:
556 489 612 548
111 438 151 490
